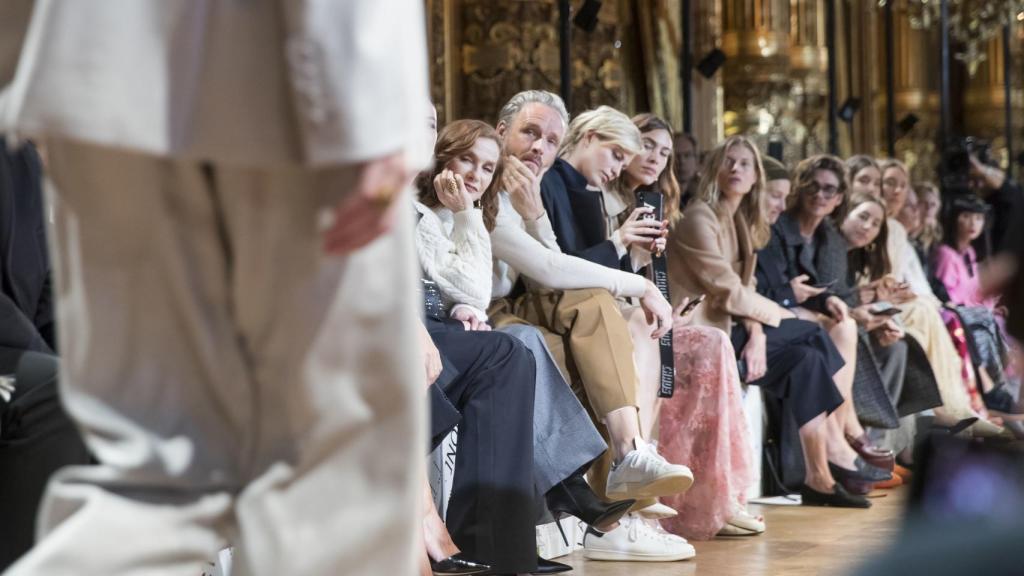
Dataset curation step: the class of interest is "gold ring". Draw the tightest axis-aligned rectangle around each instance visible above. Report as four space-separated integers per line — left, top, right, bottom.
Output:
369 185 400 208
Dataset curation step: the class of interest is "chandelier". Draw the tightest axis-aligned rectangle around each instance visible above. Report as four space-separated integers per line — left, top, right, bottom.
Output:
878 0 1024 75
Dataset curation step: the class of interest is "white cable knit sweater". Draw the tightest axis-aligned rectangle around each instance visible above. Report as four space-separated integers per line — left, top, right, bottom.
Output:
414 202 492 319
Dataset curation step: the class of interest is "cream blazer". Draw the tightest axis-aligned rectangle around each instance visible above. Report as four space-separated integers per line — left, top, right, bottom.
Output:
0 0 430 169
667 200 783 334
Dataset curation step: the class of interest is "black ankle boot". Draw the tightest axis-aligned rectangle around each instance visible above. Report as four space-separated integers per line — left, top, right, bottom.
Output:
545 473 635 530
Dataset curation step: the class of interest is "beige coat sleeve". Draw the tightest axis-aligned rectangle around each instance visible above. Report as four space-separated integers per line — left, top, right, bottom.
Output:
278 0 431 169
671 207 783 327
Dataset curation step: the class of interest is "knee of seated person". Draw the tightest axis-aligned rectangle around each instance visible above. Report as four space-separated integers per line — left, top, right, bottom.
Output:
684 324 730 347
500 324 546 348
838 315 858 337
483 330 533 361
14 351 60 391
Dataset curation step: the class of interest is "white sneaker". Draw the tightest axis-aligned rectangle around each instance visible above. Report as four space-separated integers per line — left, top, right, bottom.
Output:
635 501 678 520
606 438 694 499
583 514 696 562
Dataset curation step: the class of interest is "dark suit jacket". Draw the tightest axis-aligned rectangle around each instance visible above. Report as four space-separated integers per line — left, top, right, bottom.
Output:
0 140 53 354
540 158 630 271
757 211 851 309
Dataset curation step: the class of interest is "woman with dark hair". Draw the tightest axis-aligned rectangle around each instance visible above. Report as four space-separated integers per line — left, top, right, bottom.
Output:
613 114 762 539
933 195 1018 420
839 193 1002 436
668 136 876 508
757 156 909 493
934 195 997 309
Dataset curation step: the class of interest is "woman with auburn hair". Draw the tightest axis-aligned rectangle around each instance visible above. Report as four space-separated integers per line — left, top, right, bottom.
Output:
609 114 761 539
668 136 879 509
414 117 632 574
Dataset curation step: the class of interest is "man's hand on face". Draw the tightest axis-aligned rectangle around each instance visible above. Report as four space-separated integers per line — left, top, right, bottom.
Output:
502 155 545 221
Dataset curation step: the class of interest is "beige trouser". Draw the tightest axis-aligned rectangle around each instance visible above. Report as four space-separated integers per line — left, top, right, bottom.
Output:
490 288 638 500
7 140 424 576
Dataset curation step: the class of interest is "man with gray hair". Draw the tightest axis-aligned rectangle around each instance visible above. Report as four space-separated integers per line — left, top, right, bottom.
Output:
486 90 696 562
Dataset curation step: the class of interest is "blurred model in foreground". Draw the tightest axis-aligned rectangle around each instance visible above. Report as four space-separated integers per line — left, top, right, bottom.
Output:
0 1 430 574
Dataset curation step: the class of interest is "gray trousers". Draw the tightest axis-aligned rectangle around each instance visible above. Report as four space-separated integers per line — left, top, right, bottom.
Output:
8 140 424 576
498 324 606 494
867 339 914 454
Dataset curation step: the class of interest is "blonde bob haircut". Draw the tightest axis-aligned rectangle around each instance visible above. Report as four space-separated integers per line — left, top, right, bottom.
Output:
695 135 771 248
558 105 643 158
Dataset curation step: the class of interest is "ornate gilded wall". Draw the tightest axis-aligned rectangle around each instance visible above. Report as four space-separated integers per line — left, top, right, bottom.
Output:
425 0 1023 175
426 0 640 125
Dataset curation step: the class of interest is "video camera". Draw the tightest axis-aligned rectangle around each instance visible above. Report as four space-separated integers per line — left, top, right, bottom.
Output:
939 136 992 197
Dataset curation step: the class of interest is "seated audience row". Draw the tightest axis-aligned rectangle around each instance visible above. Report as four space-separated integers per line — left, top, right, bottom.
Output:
412 90 1020 576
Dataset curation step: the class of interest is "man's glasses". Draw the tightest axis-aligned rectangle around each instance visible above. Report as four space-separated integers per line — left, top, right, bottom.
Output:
802 181 841 199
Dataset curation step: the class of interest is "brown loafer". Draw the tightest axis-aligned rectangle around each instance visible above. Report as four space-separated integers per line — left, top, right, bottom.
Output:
846 434 894 471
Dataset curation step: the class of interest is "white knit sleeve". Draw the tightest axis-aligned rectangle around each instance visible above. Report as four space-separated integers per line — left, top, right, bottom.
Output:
414 204 493 311
490 216 648 298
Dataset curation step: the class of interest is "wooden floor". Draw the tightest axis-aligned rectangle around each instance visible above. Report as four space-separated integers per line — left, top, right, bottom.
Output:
556 488 905 576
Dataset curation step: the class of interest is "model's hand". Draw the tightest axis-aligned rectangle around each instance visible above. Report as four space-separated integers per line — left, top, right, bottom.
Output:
502 155 545 221
322 151 412 254
640 281 673 339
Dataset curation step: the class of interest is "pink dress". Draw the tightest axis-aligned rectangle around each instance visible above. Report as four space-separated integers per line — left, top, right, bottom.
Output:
658 321 755 540
933 244 996 308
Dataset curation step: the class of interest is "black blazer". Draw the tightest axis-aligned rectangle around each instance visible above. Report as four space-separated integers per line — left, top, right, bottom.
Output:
540 158 630 271
754 226 799 309
0 140 54 353
762 213 855 310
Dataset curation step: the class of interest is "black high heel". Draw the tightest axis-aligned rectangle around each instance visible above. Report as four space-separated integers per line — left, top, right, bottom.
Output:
532 557 573 574
430 553 490 575
545 474 635 543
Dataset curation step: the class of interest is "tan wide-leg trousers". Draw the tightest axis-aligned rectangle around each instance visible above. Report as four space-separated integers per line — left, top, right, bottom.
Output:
490 288 638 499
6 140 424 576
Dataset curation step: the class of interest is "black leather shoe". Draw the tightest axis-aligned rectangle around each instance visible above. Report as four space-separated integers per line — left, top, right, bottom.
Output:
532 557 572 574
853 457 892 481
800 483 871 508
545 473 635 530
846 433 895 471
430 553 490 575
828 458 892 494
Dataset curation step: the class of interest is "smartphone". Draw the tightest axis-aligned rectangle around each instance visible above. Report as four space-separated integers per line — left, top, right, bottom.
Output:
635 190 664 233
680 294 705 316
869 302 903 316
812 279 837 290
